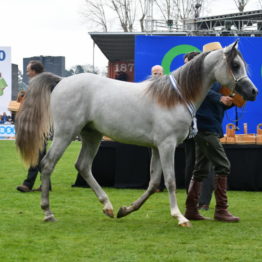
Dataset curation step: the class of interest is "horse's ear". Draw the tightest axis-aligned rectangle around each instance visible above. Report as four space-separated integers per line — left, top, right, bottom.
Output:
223 40 239 54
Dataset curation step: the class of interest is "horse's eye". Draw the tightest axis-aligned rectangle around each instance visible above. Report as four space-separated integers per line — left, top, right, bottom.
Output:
232 62 240 70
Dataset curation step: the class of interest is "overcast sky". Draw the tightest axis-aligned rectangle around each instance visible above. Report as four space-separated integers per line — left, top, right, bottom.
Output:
1 0 260 72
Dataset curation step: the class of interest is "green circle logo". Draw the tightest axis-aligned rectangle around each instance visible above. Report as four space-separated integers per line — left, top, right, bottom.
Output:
161 44 201 74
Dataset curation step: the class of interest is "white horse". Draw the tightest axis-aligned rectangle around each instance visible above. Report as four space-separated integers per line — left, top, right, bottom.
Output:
15 41 257 227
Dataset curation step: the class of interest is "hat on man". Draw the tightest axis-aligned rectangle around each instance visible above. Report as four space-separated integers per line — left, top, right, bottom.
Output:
203 42 222 52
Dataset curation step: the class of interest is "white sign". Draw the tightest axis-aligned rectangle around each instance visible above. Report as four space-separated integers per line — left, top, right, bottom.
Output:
0 124 15 140
0 47 11 115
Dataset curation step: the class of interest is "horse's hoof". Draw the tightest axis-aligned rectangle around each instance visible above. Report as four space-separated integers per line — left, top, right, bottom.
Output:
43 215 56 222
117 207 127 218
103 209 114 218
179 221 192 227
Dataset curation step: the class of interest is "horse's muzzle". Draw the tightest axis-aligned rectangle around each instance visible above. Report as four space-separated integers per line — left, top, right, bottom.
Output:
250 87 258 101
236 80 258 101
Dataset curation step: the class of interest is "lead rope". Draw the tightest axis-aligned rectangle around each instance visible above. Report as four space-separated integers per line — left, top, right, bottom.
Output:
169 74 197 138
225 104 246 130
226 70 248 130
169 74 196 118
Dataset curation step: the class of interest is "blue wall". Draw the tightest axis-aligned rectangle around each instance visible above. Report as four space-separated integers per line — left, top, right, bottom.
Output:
135 36 262 134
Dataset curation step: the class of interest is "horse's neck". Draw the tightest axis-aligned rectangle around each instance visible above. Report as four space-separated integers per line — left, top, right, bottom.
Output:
198 52 223 108
195 76 215 110
175 51 221 110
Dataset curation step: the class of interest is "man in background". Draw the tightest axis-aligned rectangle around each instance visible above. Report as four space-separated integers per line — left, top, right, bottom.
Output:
16 60 49 192
151 65 163 77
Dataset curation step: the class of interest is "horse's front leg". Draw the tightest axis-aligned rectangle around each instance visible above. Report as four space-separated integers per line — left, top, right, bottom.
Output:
117 148 162 218
158 141 191 227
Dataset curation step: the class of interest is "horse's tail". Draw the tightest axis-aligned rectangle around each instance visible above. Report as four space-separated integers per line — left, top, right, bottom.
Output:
15 72 62 167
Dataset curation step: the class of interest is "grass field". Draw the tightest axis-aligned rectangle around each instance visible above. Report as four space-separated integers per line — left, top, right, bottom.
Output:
0 140 261 262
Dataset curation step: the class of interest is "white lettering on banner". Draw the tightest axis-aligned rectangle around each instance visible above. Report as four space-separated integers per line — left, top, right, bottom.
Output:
0 50 6 61
0 124 16 140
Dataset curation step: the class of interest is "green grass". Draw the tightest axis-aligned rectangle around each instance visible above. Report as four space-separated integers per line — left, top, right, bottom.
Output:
0 140 261 262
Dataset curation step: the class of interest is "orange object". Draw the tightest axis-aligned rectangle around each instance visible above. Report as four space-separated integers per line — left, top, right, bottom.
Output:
223 123 236 144
243 123 248 134
235 123 256 144
220 136 227 144
256 124 262 144
235 134 256 144
219 86 246 107
257 124 262 135
226 123 236 137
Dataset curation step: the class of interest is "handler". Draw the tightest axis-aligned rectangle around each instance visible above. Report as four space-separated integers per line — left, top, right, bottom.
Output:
184 42 240 222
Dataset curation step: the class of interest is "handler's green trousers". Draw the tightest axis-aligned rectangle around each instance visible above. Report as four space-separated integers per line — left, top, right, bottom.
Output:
193 131 230 181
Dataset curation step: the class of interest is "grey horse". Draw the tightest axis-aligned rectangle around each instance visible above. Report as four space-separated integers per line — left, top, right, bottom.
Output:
15 41 257 227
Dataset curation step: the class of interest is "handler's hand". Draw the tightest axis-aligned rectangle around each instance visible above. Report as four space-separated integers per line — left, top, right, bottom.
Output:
220 96 233 106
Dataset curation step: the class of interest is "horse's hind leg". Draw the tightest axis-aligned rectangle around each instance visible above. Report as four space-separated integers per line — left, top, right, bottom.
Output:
117 148 162 218
75 129 114 218
40 135 73 222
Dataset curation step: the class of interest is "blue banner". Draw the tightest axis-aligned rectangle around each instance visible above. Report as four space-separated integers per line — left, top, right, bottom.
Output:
135 36 262 134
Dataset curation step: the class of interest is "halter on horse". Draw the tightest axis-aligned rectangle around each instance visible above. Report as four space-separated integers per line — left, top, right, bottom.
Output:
15 41 257 227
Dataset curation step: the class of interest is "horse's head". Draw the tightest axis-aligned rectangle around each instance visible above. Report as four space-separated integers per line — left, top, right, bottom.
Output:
213 40 258 101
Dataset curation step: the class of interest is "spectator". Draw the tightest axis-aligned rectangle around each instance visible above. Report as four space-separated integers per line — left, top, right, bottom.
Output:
151 65 164 77
16 60 50 193
2 112 8 123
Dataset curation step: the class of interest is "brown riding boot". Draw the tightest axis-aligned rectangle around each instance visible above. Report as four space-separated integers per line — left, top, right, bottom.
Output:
185 179 209 220
214 175 240 222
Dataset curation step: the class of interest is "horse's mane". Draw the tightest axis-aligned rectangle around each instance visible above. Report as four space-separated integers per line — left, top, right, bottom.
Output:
145 52 210 108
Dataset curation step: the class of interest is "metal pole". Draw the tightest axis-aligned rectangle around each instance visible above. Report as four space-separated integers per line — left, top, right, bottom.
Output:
145 0 154 32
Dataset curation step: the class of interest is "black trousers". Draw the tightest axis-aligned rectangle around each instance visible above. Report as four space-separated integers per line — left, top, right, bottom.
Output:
184 138 196 191
193 132 230 181
23 143 48 189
